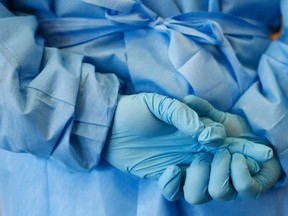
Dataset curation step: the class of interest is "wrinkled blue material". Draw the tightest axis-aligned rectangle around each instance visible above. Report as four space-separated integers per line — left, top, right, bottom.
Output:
0 4 119 170
1 0 288 215
35 0 275 110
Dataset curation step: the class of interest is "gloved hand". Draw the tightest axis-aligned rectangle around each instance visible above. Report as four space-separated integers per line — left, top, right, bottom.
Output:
102 93 226 180
181 95 282 201
158 136 274 203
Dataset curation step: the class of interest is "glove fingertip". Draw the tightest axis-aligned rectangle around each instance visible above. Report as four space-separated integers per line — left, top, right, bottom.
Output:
198 125 226 148
158 166 183 201
246 157 260 175
248 143 274 162
227 138 274 163
266 148 274 160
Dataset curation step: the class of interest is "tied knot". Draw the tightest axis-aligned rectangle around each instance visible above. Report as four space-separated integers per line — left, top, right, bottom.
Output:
149 16 165 28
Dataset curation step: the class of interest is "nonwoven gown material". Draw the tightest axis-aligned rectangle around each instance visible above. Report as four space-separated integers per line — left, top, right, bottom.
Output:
1 0 288 216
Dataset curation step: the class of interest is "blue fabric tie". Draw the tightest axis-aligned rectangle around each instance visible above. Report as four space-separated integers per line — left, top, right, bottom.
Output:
39 0 268 48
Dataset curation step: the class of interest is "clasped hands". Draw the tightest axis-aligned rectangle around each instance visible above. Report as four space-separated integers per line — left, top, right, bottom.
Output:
102 93 282 204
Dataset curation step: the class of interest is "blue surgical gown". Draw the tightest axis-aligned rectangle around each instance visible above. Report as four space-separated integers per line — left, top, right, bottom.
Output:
1 0 288 215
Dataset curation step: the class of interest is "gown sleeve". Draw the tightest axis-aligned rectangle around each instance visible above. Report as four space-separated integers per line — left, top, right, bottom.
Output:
0 3 120 171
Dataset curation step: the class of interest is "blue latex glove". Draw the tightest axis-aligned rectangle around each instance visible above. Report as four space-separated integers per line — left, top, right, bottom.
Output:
158 136 274 203
182 95 282 200
102 93 226 180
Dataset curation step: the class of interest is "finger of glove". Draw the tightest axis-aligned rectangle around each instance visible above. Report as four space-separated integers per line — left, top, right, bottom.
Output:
198 117 226 148
144 93 204 137
183 95 226 123
252 156 282 193
158 165 187 201
246 157 260 175
226 137 273 163
231 153 264 198
208 149 236 200
183 153 212 204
